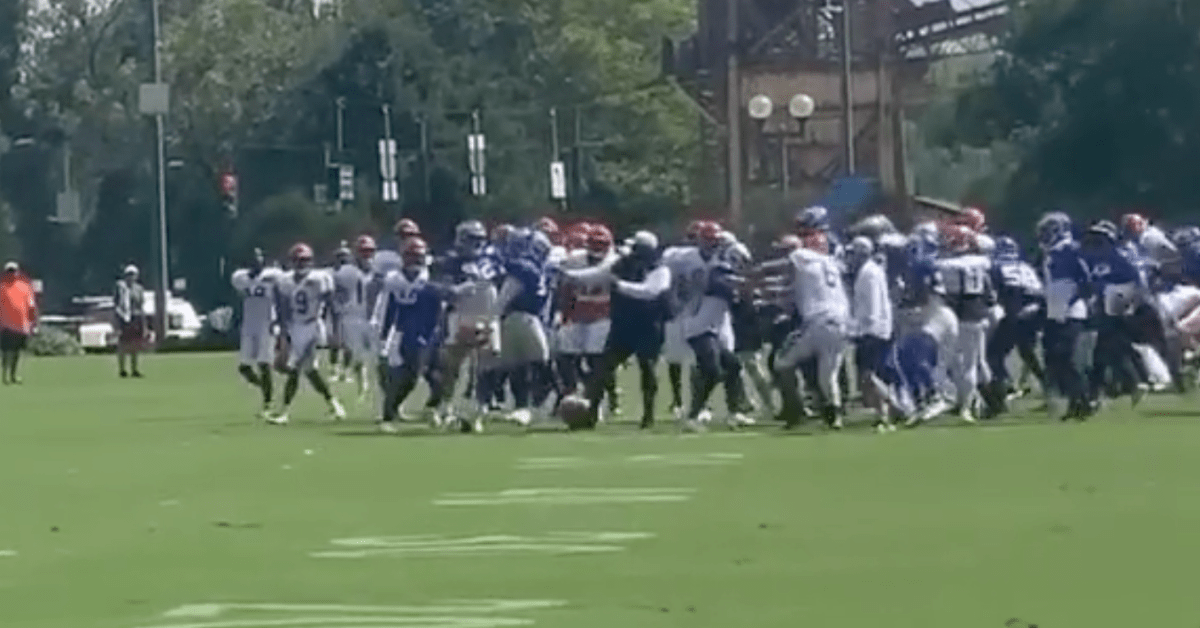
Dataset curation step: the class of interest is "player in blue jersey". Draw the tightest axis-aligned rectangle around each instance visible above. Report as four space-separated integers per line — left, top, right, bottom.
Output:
1172 227 1200 285
494 227 554 426
1037 212 1093 420
1081 220 1149 405
984 235 1045 415
431 220 502 432
377 237 444 433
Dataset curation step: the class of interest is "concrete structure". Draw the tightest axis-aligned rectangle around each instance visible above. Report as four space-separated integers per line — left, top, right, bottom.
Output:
665 0 1009 224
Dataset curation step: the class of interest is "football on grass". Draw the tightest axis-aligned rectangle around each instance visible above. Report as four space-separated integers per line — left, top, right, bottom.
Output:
557 395 594 430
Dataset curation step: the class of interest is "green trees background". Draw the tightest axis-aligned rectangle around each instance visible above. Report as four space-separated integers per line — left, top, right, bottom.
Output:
0 0 699 308
3 0 1200 308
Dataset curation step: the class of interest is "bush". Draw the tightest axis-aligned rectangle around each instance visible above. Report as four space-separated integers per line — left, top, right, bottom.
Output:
28 327 85 357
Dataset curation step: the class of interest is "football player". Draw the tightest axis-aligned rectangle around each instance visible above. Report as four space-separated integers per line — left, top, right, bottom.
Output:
326 243 352 381
718 231 773 416
332 235 378 398
846 236 895 430
556 224 619 413
571 231 672 429
986 235 1045 414
937 224 996 422
1120 212 1178 269
270 243 346 424
1081 220 1148 405
771 229 849 429
231 247 281 417
679 221 752 430
1038 212 1094 420
494 227 555 426
433 220 501 432
377 237 444 433
660 220 708 417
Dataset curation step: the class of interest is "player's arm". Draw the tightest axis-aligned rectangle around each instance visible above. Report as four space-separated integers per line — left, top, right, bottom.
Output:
274 285 292 332
411 285 442 346
378 276 399 341
616 265 671 301
494 261 534 315
560 263 613 287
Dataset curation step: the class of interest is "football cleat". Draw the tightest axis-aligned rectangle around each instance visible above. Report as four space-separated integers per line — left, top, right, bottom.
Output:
329 398 347 421
726 413 756 428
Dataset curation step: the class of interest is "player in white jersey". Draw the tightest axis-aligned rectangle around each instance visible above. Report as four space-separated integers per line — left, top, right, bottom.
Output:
661 226 708 417
772 230 850 428
332 235 378 398
936 225 995 422
1121 213 1178 268
675 221 752 430
325 245 351 381
269 243 346 425
231 247 282 418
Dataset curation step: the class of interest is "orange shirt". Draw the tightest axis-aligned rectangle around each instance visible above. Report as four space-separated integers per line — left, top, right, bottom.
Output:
0 277 36 334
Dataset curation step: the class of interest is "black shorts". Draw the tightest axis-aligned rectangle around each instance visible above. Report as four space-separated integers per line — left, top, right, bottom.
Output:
0 328 28 351
854 335 890 377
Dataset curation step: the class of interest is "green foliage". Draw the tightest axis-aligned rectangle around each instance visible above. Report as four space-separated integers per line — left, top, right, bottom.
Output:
28 325 84 356
954 0 1200 224
1 0 698 311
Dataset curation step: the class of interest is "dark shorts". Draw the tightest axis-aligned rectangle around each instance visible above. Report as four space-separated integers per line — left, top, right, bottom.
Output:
607 322 663 362
118 317 146 349
854 335 891 377
0 328 28 351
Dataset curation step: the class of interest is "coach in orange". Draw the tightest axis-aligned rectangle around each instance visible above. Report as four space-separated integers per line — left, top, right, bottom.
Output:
0 261 38 384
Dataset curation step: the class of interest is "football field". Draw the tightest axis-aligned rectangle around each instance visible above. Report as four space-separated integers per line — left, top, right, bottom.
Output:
2 353 1200 628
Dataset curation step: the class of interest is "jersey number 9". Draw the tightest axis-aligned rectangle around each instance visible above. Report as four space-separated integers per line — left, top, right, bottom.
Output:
294 291 310 317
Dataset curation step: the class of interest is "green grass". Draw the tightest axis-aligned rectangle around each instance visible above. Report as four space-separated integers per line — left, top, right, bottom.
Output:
2 353 1200 628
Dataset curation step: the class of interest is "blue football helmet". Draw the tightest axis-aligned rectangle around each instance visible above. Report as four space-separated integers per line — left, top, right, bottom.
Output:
454 220 488 257
795 205 829 231
993 235 1021 262
906 232 939 262
1036 212 1072 249
1171 226 1200 248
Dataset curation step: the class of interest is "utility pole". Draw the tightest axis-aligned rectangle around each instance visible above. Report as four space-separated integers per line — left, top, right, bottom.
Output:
419 114 431 206
573 105 582 198
840 0 856 175
726 0 743 226
334 97 346 213
151 0 169 345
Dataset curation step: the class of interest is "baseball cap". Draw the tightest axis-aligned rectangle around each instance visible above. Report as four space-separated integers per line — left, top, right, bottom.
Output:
3 261 17 272
124 264 140 276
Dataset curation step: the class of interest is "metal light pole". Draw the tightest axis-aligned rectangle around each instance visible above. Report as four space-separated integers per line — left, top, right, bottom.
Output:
785 93 815 200
747 94 772 196
840 0 856 175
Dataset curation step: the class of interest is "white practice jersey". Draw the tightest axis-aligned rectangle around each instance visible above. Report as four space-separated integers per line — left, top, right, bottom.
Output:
937 254 994 322
788 248 849 321
231 267 281 331
662 245 709 320
381 267 430 307
1140 225 1179 266
332 262 372 320
278 269 333 326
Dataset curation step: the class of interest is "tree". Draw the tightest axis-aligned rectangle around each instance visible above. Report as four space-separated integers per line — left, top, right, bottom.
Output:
956 0 1200 227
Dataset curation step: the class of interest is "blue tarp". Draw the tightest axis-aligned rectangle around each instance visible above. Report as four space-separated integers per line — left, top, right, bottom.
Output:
814 176 881 228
